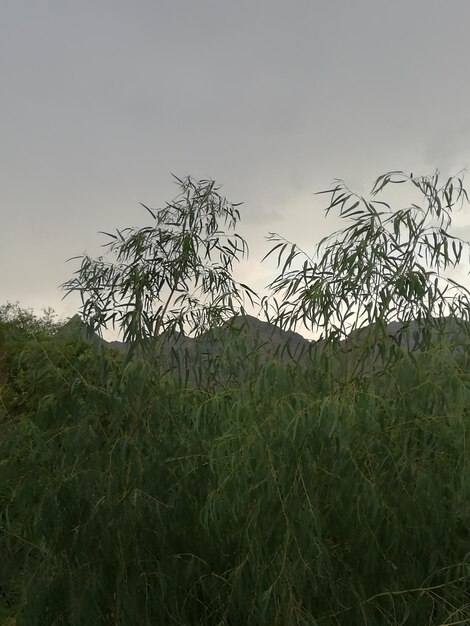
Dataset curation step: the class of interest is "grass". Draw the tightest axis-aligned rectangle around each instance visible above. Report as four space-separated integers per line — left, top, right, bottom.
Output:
1 317 470 624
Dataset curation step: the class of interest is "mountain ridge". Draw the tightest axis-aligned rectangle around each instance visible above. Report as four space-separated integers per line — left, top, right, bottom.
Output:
58 312 470 360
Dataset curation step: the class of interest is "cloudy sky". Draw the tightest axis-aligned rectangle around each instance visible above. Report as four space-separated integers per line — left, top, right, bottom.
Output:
2 0 470 333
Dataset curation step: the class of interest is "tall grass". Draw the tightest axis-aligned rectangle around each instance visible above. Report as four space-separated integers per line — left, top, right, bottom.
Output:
1 322 470 625
2 169 470 623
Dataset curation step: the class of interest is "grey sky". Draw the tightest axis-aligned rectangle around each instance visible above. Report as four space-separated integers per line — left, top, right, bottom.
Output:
2 0 470 329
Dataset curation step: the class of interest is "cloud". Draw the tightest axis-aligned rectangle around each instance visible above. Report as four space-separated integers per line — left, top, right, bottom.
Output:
423 120 470 174
243 209 284 225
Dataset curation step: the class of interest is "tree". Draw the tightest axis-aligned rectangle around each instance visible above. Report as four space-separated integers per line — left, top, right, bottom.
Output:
62 176 256 350
0 302 61 338
263 170 470 376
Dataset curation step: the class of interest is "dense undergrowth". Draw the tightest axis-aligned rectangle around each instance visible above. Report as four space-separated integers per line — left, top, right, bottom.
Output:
1 308 470 625
2 170 470 624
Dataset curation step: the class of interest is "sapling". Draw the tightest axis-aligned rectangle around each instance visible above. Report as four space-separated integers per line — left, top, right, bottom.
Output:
62 176 257 353
263 170 470 379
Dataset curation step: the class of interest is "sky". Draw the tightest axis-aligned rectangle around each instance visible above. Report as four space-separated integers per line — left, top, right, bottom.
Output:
2 0 470 337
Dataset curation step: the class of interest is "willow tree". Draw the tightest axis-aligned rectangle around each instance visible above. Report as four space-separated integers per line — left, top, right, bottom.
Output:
264 170 470 377
62 176 256 350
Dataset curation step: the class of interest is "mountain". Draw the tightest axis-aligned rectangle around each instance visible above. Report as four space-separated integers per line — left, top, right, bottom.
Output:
57 313 470 376
342 315 470 354
56 313 312 361
56 314 104 344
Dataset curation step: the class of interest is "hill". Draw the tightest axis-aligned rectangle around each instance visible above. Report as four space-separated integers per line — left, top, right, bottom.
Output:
57 312 470 383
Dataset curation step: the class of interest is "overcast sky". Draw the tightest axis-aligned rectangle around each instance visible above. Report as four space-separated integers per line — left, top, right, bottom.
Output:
2 0 470 334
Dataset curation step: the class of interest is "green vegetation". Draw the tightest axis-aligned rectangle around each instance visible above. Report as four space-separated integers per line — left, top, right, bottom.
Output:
1 172 470 624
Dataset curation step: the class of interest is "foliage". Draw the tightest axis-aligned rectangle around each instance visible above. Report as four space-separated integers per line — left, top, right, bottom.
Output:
1 334 470 624
2 170 470 624
264 171 470 352
62 176 256 348
0 303 61 340
0 305 118 420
